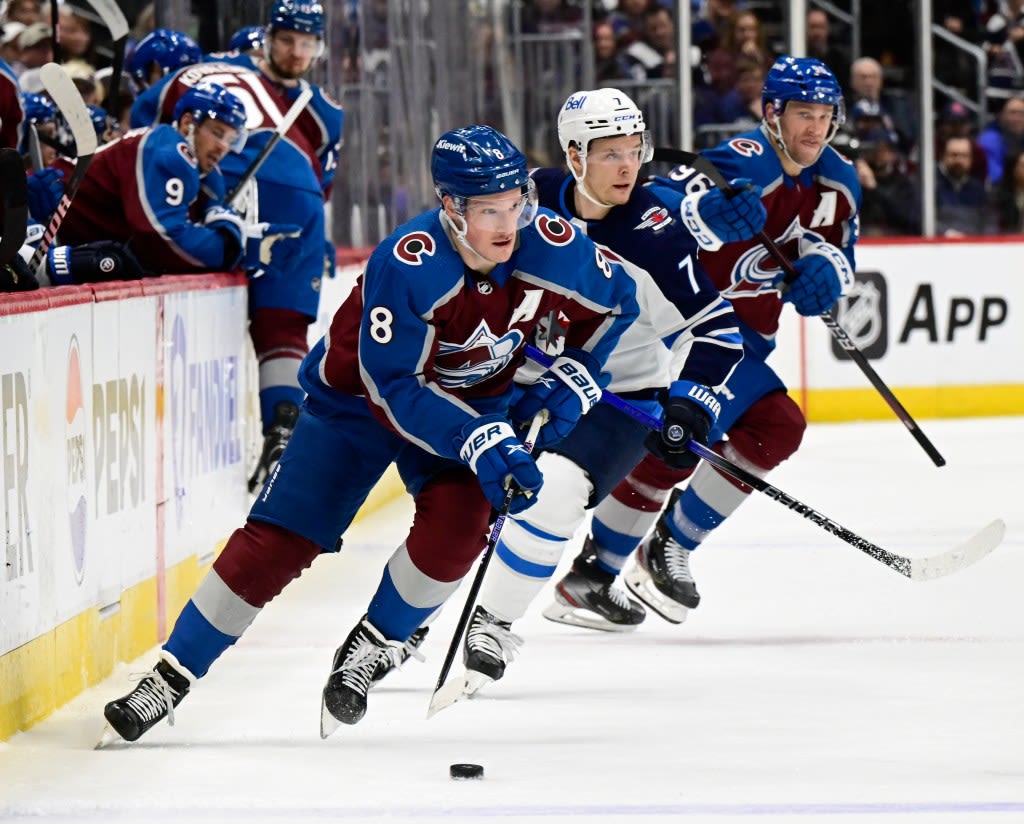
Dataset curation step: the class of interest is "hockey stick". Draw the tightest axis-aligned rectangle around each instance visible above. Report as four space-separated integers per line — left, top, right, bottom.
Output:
224 86 314 208
28 63 99 274
524 345 1003 582
653 147 947 468
0 148 29 266
426 410 548 719
83 1 130 122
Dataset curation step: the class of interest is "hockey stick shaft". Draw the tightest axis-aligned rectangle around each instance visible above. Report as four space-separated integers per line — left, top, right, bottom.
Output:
84 0 130 119
652 147 946 468
28 64 99 273
429 411 547 703
523 345 1001 581
225 87 314 208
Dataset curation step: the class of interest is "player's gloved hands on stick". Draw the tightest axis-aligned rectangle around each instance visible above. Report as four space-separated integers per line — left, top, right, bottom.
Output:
681 177 766 251
244 222 302 277
779 240 855 316
511 349 604 449
25 168 65 224
457 414 543 514
645 380 720 470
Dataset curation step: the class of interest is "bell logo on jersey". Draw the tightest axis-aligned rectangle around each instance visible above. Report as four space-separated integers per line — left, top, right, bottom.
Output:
634 205 672 232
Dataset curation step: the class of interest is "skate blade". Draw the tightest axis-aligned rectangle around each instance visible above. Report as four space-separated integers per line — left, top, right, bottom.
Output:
94 723 125 750
463 670 495 697
320 697 342 740
624 566 688 624
426 673 468 719
541 601 640 633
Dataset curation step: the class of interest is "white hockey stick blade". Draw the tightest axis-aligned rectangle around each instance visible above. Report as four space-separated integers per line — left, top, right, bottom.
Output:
84 0 129 39
39 63 99 157
426 672 469 719
909 518 1006 582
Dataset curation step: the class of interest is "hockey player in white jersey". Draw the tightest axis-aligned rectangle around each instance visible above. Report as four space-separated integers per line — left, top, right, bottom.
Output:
454 88 766 693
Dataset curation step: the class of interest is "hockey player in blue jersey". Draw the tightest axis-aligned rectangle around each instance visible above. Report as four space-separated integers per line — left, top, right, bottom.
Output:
126 28 203 92
132 1 345 494
100 125 641 743
442 88 762 693
549 56 861 627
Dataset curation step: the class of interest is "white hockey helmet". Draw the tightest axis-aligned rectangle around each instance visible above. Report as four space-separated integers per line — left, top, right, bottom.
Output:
557 87 653 162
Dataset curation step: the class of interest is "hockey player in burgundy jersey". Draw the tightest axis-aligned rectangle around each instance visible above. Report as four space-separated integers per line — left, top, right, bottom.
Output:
446 88 756 692
559 56 862 627
100 125 640 743
132 1 345 494
29 82 299 283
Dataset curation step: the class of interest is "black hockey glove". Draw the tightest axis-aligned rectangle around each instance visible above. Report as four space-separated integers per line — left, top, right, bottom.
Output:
45 241 147 285
645 380 720 470
0 254 40 292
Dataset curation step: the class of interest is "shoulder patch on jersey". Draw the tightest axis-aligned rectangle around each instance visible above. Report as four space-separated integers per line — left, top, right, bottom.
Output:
176 142 198 169
634 205 673 232
535 213 575 246
393 230 436 265
727 137 764 158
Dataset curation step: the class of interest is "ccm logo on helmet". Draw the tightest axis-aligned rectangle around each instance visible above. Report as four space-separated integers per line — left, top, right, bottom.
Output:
393 231 436 265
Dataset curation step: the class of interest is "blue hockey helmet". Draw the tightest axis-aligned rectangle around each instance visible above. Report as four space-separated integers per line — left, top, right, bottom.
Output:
21 91 57 124
431 125 531 202
228 24 265 53
127 28 202 87
267 0 325 38
762 56 845 125
173 82 249 152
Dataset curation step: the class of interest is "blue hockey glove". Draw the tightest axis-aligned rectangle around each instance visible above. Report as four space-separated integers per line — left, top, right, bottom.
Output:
645 380 720 470
680 177 766 251
203 205 246 268
511 350 604 450
25 168 65 224
244 222 302 278
781 241 855 316
456 414 544 514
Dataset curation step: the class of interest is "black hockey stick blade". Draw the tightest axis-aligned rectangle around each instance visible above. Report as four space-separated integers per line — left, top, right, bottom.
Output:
426 410 548 719
524 345 1002 581
652 147 946 467
0 147 29 266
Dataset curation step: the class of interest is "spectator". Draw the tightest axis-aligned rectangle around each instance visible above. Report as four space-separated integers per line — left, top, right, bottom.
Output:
978 94 1024 186
935 100 988 181
1 22 25 70
848 56 916 154
594 20 632 82
58 4 100 70
15 21 52 92
732 54 766 123
693 0 742 49
934 1 983 95
607 0 651 48
521 0 583 35
856 135 919 236
992 148 1024 231
720 9 774 71
981 1 1024 94
935 134 994 236
5 0 41 25
806 8 851 87
693 47 741 134
625 3 675 79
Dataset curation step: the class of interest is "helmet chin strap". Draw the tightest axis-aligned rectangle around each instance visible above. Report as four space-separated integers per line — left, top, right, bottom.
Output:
566 151 617 210
763 108 832 168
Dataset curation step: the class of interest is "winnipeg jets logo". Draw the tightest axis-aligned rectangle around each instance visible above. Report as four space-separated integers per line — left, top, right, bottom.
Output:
435 320 523 388
634 206 672 232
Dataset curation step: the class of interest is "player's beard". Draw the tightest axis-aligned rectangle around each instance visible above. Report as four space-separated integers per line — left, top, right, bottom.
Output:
267 53 308 82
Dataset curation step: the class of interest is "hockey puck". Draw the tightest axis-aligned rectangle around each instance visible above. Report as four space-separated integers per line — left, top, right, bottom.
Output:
449 763 484 780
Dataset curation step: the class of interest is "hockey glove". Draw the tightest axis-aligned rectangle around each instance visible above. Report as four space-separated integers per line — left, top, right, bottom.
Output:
244 222 303 278
203 205 246 269
25 168 65 224
0 253 40 292
645 380 720 470
780 241 855 316
510 350 604 450
45 241 147 285
680 177 766 252
457 414 544 514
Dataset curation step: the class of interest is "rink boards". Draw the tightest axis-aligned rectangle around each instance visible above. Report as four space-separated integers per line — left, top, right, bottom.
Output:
1 238 1022 741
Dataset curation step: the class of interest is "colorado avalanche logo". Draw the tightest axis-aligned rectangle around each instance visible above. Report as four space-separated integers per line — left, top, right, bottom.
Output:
535 214 574 246
727 218 824 298
727 137 764 158
435 320 524 387
393 231 436 265
634 205 672 231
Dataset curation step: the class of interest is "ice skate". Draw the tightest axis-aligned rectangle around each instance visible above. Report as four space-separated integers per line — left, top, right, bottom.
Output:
370 625 429 687
248 400 299 492
99 654 195 745
624 517 699 624
320 616 402 737
462 606 523 696
543 537 646 632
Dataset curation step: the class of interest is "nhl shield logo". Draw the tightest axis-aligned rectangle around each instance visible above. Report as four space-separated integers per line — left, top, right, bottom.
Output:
832 271 888 360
